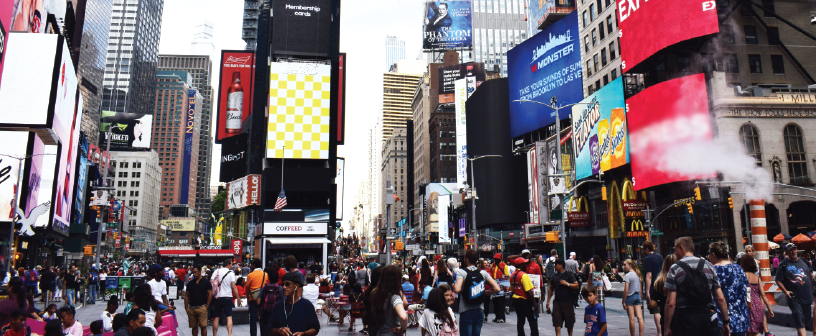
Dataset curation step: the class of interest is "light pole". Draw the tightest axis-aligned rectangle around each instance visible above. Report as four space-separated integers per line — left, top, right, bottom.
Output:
513 99 599 261
467 154 502 252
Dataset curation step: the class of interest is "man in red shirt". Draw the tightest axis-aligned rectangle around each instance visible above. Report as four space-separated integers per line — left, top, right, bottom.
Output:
175 265 188 296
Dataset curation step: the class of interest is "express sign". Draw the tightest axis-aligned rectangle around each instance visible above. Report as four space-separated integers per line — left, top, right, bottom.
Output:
263 222 328 235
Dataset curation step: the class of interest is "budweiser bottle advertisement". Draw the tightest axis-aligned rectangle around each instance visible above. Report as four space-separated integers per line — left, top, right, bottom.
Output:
226 72 244 134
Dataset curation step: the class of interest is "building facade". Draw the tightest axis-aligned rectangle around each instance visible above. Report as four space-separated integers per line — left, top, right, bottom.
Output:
385 36 406 72
109 151 161 256
75 0 114 146
470 0 529 77
242 0 263 50
381 127 409 232
158 55 214 218
429 106 457 183
577 0 620 97
411 76 432 222
151 71 201 220
102 0 164 114
382 72 423 142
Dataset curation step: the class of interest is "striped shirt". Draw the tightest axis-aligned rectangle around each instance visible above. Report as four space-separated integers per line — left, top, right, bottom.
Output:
664 255 720 308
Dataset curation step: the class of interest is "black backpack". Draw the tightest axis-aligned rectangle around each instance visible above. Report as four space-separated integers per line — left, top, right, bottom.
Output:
545 259 556 280
462 268 485 305
675 258 713 307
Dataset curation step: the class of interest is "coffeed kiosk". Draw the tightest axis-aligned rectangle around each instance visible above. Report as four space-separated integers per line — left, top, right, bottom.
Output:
260 222 330 275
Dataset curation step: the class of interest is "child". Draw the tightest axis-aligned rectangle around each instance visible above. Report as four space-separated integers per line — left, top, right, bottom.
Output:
43 320 62 336
101 295 119 332
58 306 82 336
582 285 607 336
39 304 58 321
89 321 104 336
0 309 31 336
124 292 134 315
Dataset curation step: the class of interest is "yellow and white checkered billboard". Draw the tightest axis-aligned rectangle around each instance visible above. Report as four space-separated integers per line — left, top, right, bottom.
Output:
266 61 331 159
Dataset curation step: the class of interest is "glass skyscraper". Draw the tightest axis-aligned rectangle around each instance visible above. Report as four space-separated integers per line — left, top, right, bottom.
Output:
471 0 528 77
385 36 406 72
75 0 114 146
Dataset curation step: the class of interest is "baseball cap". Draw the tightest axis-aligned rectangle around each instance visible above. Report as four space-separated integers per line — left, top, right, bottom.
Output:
569 252 576 258
494 253 502 259
514 258 529 266
402 274 409 280
785 243 797 251
521 249 531 256
433 255 443 261
147 265 162 276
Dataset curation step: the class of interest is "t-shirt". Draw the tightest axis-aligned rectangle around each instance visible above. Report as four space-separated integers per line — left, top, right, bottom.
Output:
624 271 640 297
774 258 814 304
277 268 286 284
0 298 34 327
565 259 579 274
401 282 415 293
241 267 250 277
101 311 115 332
246 269 268 293
24 270 38 287
418 307 456 336
511 271 534 299
186 277 212 307
269 298 320 334
212 268 237 298
584 302 608 336
309 264 322 274
39 270 55 289
356 269 368 286
773 257 780 268
62 321 83 336
368 262 379 270
174 269 187 282
454 266 494 312
664 255 721 308
550 271 578 303
302 284 320 306
378 294 404 336
643 253 663 286
421 286 433 301
148 279 167 303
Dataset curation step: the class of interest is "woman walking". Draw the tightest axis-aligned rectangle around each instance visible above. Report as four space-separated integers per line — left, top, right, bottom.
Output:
370 265 408 336
648 254 677 332
708 242 750 336
433 259 453 288
622 259 644 336
739 254 774 336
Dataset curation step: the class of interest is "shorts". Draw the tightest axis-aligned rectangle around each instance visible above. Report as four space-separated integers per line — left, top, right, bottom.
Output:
213 297 233 318
648 305 660 314
625 293 642 306
177 282 185 292
551 300 575 328
789 301 812 329
187 305 208 328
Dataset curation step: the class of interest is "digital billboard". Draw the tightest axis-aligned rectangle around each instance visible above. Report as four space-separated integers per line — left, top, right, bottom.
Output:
226 174 261 210
219 132 247 183
0 131 30 221
99 111 153 150
422 1 472 51
618 0 719 73
266 61 330 160
571 77 628 180
337 53 346 144
180 89 197 204
51 41 79 233
424 183 457 233
215 51 255 143
508 12 583 138
437 62 485 103
271 0 332 56
336 158 344 220
161 218 195 232
0 0 11 92
627 73 715 190
9 0 46 33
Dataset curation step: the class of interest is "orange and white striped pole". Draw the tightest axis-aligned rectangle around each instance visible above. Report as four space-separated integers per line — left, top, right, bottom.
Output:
750 199 776 304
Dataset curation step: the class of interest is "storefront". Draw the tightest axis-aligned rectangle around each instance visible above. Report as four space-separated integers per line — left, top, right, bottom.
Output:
157 246 236 266
259 221 330 275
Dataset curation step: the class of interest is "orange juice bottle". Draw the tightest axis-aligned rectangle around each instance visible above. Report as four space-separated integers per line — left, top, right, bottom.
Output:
597 118 611 171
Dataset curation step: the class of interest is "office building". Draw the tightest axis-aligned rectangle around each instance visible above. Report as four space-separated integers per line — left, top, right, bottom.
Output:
381 127 409 231
75 0 115 146
411 75 431 221
577 0 619 97
429 106 456 183
382 72 423 142
385 36 406 72
158 55 214 218
102 0 164 114
242 0 263 50
191 21 215 56
366 119 383 248
151 71 202 220
470 0 529 77
109 151 161 255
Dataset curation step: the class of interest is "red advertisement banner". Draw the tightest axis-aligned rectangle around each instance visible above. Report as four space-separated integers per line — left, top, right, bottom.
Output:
215 51 255 142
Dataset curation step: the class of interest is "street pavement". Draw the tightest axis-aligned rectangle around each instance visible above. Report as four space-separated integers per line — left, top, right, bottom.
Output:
53 295 802 336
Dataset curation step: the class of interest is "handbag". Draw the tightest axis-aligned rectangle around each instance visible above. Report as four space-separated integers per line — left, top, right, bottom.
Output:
249 273 266 301
602 275 612 291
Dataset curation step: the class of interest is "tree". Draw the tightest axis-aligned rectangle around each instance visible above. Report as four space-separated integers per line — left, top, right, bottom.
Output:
211 190 226 213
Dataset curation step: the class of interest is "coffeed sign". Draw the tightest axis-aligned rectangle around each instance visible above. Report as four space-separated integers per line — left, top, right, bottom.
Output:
263 222 328 235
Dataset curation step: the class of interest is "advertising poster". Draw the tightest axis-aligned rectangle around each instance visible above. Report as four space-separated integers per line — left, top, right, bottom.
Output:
535 141 548 222
423 1 472 51
216 51 255 143
52 48 80 233
0 34 62 127
627 73 714 190
0 131 29 221
161 219 195 231
9 0 46 33
454 79 468 189
618 0 719 72
424 183 456 233
219 132 247 182
438 195 450 243
271 0 333 56
0 0 11 92
571 77 628 180
181 90 197 203
438 62 485 103
508 12 583 138
73 152 88 225
545 133 573 217
99 111 152 150
336 158 344 220
226 174 261 210
527 146 539 224
266 61 331 159
24 133 44 218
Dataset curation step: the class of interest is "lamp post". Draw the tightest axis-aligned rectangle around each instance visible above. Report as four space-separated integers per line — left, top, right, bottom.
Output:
467 154 502 252
513 98 599 261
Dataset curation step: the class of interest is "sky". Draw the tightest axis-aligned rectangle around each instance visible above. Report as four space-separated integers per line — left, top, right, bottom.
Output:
158 0 424 223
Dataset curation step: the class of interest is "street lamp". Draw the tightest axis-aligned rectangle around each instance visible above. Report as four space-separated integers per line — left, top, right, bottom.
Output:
513 98 600 261
467 154 502 252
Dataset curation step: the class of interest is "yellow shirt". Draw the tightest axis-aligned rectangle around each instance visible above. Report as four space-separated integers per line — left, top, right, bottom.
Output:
511 272 534 299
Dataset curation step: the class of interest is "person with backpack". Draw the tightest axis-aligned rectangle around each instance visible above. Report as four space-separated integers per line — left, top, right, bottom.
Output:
258 267 282 336
453 250 500 336
24 267 38 295
663 236 730 336
708 242 750 336
185 266 212 336
88 266 99 304
775 243 813 336
546 259 578 336
510 257 538 336
211 259 241 336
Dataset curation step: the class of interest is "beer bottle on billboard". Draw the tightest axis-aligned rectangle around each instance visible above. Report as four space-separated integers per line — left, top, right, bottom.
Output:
226 72 244 134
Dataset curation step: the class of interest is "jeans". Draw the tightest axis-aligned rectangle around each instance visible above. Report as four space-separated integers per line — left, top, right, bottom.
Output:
65 289 76 307
459 308 484 336
513 298 539 336
88 284 97 303
248 300 259 336
158 304 178 327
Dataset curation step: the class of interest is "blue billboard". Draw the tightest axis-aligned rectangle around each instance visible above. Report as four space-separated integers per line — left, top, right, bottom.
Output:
181 90 196 204
570 77 628 180
422 1 473 51
508 11 582 138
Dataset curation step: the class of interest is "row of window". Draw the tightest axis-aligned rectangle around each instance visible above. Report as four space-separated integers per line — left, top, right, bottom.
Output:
439 131 456 137
115 190 140 197
117 172 142 178
717 54 785 74
586 40 617 77
587 68 619 95
118 161 142 169
116 181 141 187
740 123 811 185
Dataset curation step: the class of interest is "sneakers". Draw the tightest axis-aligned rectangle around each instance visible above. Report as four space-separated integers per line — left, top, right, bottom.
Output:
329 315 339 322
496 319 505 323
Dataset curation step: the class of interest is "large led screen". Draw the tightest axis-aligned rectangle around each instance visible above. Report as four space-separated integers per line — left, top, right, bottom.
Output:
0 33 63 127
618 0 719 73
181 89 197 204
219 133 248 183
266 61 330 160
215 51 255 143
99 111 153 150
508 12 583 138
0 131 30 221
271 0 332 56
52 94 81 231
627 73 715 190
571 77 628 180
0 0 11 92
422 1 472 51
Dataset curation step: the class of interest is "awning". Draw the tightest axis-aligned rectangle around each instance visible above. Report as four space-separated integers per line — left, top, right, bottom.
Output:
197 249 235 257
264 237 331 244
158 250 198 257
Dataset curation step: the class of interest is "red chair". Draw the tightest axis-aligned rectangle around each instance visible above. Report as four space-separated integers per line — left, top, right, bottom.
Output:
328 295 349 324
346 302 365 334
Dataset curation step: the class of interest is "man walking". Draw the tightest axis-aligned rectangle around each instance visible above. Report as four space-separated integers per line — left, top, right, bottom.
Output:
663 236 730 336
487 253 509 323
212 260 241 336
185 266 212 336
545 259 578 336
39 266 56 304
775 243 813 336
565 252 581 308
245 258 267 336
24 266 39 294
88 266 99 304
454 249 500 336
642 241 663 336
510 257 538 336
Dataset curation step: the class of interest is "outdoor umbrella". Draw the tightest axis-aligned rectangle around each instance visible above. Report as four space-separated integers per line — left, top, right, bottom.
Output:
773 233 792 242
807 231 816 239
769 241 780 249
791 233 813 246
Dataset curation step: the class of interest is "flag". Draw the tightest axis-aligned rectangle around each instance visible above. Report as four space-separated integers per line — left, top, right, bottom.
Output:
274 188 287 211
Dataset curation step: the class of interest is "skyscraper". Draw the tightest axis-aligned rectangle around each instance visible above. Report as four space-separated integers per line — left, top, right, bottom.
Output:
75 0 114 146
242 0 263 50
470 0 528 77
158 55 214 218
102 0 164 114
191 21 215 56
109 151 162 256
385 36 406 72
382 72 423 142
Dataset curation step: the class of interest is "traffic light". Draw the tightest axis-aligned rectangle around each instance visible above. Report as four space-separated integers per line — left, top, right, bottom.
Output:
687 203 694 214
694 187 702 201
728 197 734 209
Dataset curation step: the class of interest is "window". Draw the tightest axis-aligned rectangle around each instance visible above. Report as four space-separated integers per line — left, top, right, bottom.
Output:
589 4 596 20
440 131 446 137
593 54 599 72
601 48 607 67
595 80 602 90
744 26 758 44
761 0 774 17
591 29 597 46
722 25 735 44
767 27 780 45
611 68 618 80
609 41 616 59
598 23 605 40
586 60 593 76
725 54 739 73
133 172 141 178
117 181 126 187
584 35 590 53
771 55 785 74
748 54 762 73
784 124 810 185
118 172 127 178
603 74 609 85
596 0 602 13
582 11 588 28
678 53 691 72
588 85 595 95
739 124 762 166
